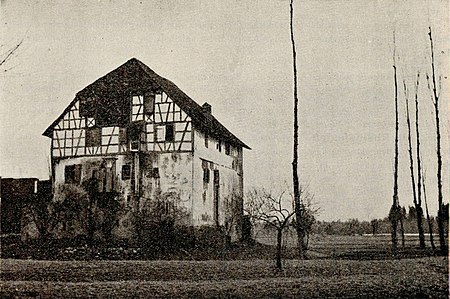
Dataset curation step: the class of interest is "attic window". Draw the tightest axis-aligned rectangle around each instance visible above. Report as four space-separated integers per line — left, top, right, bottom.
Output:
86 127 101 147
144 92 155 115
65 164 81 184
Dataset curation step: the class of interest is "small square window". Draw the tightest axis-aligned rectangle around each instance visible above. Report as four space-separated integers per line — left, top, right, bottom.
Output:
122 165 131 180
86 117 95 128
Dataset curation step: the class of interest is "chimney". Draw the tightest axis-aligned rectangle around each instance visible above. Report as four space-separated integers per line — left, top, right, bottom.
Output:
202 102 212 114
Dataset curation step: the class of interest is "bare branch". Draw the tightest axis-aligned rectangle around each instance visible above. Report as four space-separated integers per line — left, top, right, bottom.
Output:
0 38 24 67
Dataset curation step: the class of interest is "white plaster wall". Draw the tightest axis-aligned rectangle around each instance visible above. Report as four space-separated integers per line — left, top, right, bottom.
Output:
155 152 193 220
192 128 243 230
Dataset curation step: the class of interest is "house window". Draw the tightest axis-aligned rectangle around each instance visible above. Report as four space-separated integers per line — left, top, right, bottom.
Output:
202 159 210 187
205 133 209 148
225 143 231 155
165 123 174 142
203 168 210 184
122 165 131 180
85 127 101 147
156 125 166 142
144 92 155 115
65 164 81 184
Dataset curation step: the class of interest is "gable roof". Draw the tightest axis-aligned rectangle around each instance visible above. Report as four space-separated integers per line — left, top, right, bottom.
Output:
43 58 250 150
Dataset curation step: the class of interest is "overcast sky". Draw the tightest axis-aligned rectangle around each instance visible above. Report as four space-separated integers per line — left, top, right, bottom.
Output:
1 0 448 221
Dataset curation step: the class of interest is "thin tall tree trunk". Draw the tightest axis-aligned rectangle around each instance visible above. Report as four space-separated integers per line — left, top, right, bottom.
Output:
413 72 426 249
422 172 436 251
428 27 446 255
290 0 305 257
390 31 400 253
399 210 405 248
404 81 423 248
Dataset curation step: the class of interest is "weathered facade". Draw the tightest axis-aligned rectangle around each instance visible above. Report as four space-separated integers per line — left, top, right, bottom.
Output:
43 58 250 240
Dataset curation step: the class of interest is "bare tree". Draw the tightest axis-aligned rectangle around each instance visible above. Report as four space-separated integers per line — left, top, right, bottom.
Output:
413 72 426 248
403 80 425 249
289 0 306 259
427 27 446 255
389 30 400 254
245 188 295 270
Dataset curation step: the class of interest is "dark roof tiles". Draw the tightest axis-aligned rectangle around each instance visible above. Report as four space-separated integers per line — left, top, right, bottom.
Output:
43 58 250 150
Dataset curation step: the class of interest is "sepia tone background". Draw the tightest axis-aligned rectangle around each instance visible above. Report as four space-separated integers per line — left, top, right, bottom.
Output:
1 0 448 221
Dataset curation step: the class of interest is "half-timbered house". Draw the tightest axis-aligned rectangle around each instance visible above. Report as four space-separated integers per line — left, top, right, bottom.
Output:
43 58 250 240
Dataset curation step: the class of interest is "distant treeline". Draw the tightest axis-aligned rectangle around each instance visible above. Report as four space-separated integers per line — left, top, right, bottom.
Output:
311 205 449 236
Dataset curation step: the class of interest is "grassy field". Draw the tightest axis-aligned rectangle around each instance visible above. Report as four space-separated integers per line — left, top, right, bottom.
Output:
1 235 448 298
1 257 448 298
257 231 439 259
